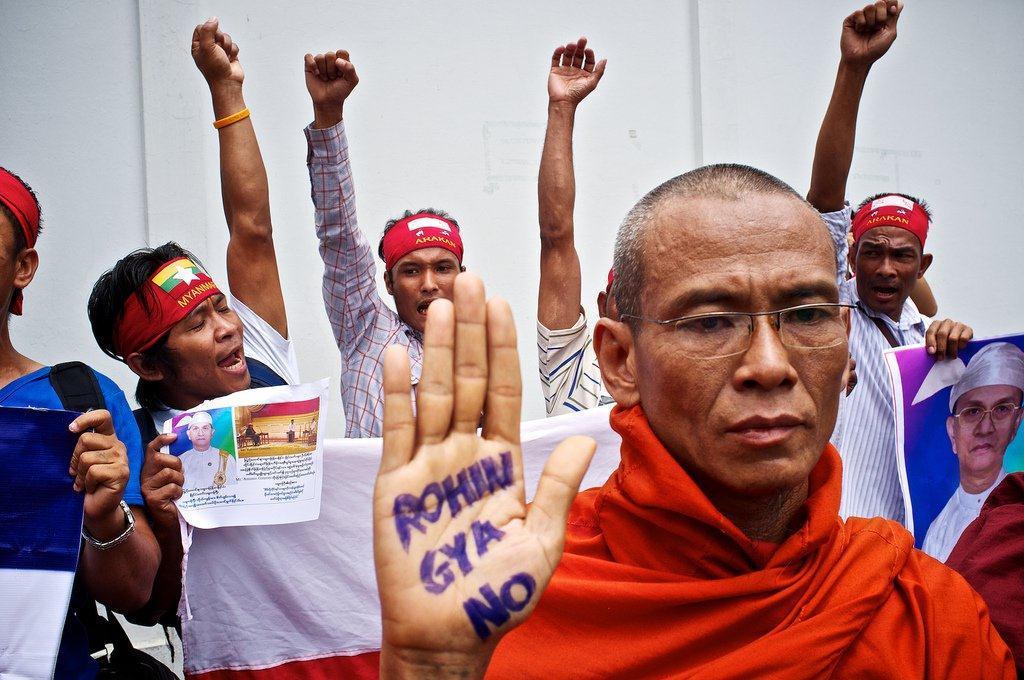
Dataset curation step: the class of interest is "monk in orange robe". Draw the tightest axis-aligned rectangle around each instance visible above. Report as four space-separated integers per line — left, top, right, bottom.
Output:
371 162 1013 677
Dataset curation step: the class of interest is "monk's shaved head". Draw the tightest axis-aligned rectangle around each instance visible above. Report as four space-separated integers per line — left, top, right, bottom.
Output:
612 164 835 327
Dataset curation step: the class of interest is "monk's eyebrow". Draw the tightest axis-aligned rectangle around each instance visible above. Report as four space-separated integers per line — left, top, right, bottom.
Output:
774 280 839 305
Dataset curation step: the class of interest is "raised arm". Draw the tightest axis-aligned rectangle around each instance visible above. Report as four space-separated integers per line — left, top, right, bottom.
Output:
192 18 287 337
302 50 386 353
807 1 902 212
538 38 606 330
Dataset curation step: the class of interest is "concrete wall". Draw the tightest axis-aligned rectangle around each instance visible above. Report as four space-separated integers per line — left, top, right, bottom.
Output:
2 0 1021 437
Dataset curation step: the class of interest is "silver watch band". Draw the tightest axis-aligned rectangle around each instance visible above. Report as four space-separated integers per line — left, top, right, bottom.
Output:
81 500 135 551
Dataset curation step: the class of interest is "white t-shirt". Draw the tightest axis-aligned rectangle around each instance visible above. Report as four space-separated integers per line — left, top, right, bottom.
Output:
180 446 237 491
537 312 613 417
149 295 301 432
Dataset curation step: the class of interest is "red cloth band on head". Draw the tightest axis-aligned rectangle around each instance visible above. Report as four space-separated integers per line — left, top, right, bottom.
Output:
114 257 223 358
0 169 41 315
606 268 615 294
852 195 929 247
382 213 464 271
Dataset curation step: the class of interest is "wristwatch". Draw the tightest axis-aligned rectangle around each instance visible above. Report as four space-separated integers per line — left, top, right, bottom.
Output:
81 500 136 551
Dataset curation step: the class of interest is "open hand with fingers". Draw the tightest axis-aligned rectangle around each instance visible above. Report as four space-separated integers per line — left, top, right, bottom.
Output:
841 1 903 68
304 49 359 129
373 273 596 677
68 410 131 540
191 17 244 87
549 37 607 106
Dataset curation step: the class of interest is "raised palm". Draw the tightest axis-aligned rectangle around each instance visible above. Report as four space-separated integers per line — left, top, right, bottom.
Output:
373 274 595 667
548 37 607 105
841 1 902 66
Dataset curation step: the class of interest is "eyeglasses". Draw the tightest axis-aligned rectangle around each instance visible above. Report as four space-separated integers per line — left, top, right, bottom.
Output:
953 402 1022 426
619 303 854 359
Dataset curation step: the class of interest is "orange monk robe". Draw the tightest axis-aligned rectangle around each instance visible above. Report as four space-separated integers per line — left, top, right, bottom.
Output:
488 405 1013 679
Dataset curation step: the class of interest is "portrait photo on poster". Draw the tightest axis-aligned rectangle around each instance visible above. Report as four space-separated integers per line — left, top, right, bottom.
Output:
887 333 1024 561
167 407 239 492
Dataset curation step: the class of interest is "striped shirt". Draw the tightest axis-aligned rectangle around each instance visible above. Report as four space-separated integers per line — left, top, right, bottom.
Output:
823 208 930 524
306 121 423 438
538 313 613 416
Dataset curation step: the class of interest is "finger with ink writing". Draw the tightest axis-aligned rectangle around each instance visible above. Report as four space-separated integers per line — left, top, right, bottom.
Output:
372 273 595 677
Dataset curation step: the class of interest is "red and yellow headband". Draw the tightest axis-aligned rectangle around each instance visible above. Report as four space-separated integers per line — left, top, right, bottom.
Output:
114 257 222 358
381 213 464 271
0 168 41 315
852 195 929 247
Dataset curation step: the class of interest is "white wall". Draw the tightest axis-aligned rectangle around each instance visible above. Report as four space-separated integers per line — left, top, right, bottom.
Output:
2 0 1021 436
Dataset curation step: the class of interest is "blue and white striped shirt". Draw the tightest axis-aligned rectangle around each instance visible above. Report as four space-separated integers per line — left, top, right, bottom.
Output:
823 208 929 524
537 313 613 416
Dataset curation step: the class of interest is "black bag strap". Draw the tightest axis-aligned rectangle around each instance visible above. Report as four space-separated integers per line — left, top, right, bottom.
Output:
49 361 107 413
856 302 901 349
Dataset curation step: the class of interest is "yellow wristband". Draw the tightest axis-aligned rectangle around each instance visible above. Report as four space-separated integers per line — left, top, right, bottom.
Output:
213 107 250 129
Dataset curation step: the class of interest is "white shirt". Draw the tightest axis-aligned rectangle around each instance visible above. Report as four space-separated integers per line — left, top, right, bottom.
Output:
150 295 301 432
822 208 930 524
922 470 1007 563
537 312 613 416
180 446 237 491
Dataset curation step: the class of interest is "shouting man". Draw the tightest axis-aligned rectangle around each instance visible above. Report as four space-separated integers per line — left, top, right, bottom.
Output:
304 49 465 437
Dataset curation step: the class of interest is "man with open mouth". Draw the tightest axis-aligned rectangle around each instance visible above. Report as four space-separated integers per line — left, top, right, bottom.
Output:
85 18 300 625
805 0 973 523
303 46 466 438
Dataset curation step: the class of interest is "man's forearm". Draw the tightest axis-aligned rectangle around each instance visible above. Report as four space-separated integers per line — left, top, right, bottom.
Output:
129 514 184 624
81 508 160 614
539 102 577 242
807 61 871 213
210 82 271 233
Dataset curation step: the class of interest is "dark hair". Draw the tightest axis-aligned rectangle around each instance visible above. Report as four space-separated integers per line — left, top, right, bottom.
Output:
613 163 825 328
376 208 461 266
87 242 205 410
0 167 42 256
855 192 932 222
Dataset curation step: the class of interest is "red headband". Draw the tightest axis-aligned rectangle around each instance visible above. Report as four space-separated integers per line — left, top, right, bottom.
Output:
852 195 929 247
114 257 223 358
0 169 41 315
606 267 615 295
382 213 464 271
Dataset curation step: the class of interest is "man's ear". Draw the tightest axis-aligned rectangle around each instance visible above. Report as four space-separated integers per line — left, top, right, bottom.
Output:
460 264 467 273
383 270 395 296
596 291 608 319
13 247 38 290
126 352 166 382
847 241 857 275
918 252 933 278
946 416 958 455
594 318 639 408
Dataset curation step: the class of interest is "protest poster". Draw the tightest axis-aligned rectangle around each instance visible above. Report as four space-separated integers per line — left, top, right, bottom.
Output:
165 379 329 529
886 333 1024 562
0 407 83 680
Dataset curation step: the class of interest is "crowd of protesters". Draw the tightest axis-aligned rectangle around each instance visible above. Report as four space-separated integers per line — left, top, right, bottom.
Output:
4 1 1022 678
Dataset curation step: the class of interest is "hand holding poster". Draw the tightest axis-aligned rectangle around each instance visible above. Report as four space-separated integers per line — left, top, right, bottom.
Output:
886 334 1024 561
166 379 329 529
